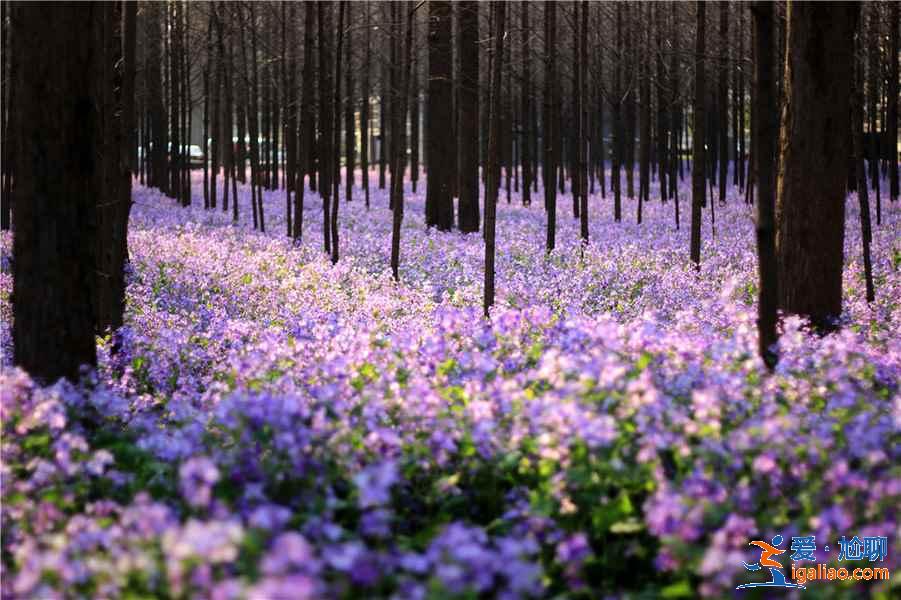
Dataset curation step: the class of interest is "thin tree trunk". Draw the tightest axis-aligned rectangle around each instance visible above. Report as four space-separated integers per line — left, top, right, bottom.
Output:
544 1 557 249
852 23 875 303
485 0 504 316
344 2 354 203
361 1 371 208
753 1 778 368
331 1 345 264
390 1 414 282
318 1 333 251
690 1 706 269
457 1 480 233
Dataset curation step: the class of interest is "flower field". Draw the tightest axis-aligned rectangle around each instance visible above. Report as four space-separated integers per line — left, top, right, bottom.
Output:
2 172 899 599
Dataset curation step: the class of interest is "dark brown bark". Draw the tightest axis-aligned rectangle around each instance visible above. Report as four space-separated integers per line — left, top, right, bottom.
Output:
776 1 858 330
457 1 480 233
344 2 354 204
331 1 345 264
690 1 705 269
752 0 778 369
521 2 531 207
612 1 622 222
297 1 315 237
484 1 504 317
318 1 333 251
147 1 166 193
578 1 588 242
361 1 371 208
13 3 99 382
890 1 899 201
410 12 420 194
638 2 650 222
1 1 12 231
852 23 875 304
544 1 557 249
390 1 414 282
718 1 729 204
426 0 453 230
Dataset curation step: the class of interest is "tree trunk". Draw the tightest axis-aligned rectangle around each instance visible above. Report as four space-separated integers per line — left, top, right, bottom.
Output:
297 1 315 237
638 2 650 222
776 1 858 330
484 0 504 316
426 0 454 230
753 1 778 368
718 1 729 203
544 1 557 250
578 1 588 242
344 2 354 203
331 1 345 264
521 2 531 207
318 1 333 251
889 1 899 202
13 3 100 382
852 21 875 303
390 1 414 282
612 1 622 222
361 1 371 208
690 1 705 269
457 1 480 233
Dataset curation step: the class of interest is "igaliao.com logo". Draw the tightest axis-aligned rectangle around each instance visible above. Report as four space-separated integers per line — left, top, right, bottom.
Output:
736 534 890 590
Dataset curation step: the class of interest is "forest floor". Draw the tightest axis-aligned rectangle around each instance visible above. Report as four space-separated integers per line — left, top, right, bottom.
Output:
1 169 899 599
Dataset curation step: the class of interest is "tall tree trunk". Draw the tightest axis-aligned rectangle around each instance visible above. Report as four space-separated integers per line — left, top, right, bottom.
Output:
169 1 181 203
410 11 420 194
718 1 729 204
390 1 414 282
426 0 454 230
852 21 875 303
331 1 345 264
544 1 557 250
344 3 354 203
318 1 333 251
655 4 667 202
889 1 899 202
297 1 315 237
690 1 706 269
612 1 622 222
521 2 531 207
638 2 650 222
13 3 99 382
670 2 680 224
457 1 480 233
776 1 858 330
753 1 778 368
485 0 505 316
1 1 12 231
148 2 166 193
578 1 589 242
361 1 371 208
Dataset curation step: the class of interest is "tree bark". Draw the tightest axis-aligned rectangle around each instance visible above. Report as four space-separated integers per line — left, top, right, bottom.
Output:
484 1 505 317
426 0 454 230
852 21 875 303
776 1 858 330
390 1 414 282
521 2 531 207
752 0 778 369
457 1 480 233
690 1 706 269
13 3 100 382
544 1 558 249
